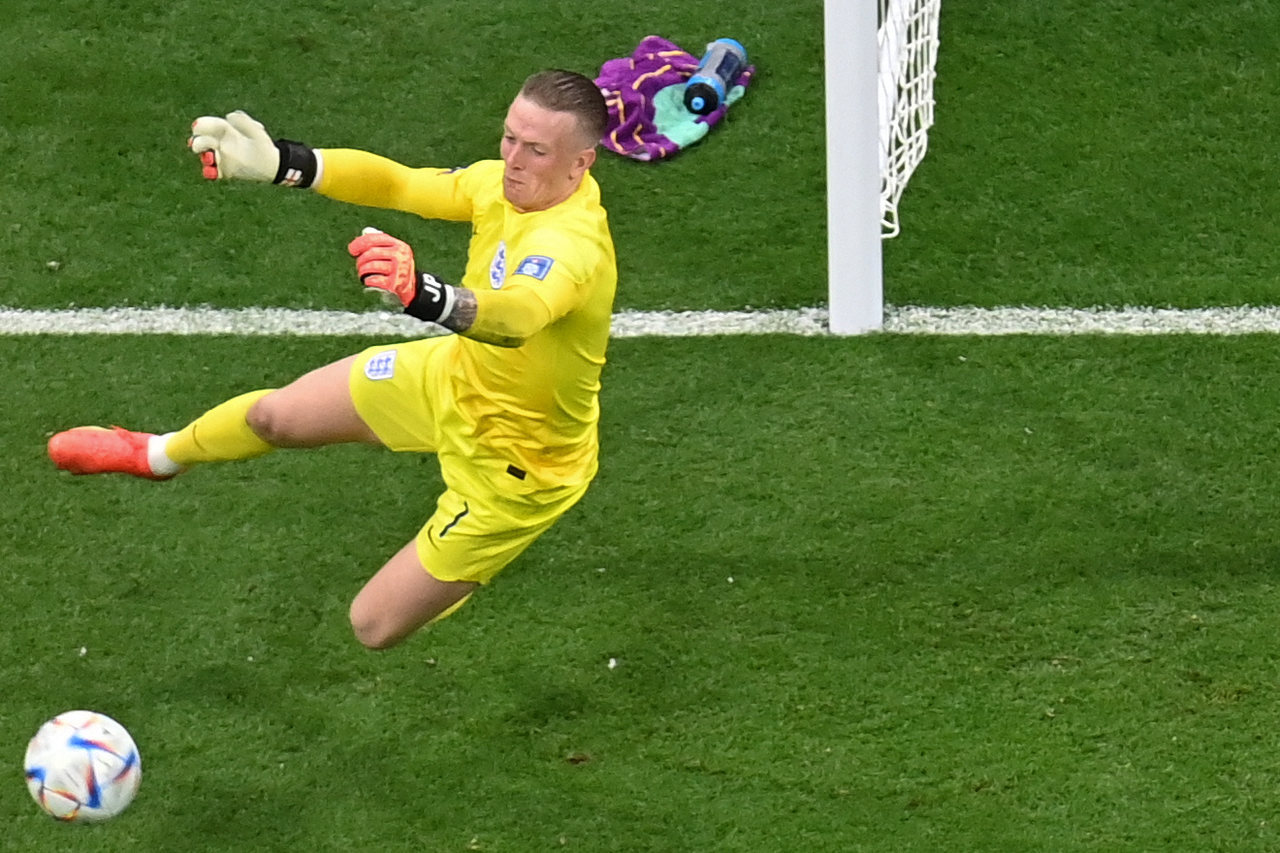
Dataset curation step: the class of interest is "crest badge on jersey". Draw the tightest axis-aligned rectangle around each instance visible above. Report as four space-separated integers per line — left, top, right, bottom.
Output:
489 241 507 290
364 349 398 381
514 255 555 281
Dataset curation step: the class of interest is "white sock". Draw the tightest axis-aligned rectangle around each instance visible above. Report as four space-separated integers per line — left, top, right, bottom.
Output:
147 432 185 477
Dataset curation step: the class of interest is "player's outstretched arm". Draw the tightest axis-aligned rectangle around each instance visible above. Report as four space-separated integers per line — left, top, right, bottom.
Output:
188 111 319 187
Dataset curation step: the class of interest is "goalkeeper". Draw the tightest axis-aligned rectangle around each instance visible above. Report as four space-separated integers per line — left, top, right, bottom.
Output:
49 70 617 650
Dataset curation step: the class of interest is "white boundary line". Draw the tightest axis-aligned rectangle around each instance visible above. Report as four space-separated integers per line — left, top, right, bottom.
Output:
6 305 1280 337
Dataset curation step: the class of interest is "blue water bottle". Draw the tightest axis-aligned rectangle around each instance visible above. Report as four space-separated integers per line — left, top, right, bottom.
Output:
683 38 748 116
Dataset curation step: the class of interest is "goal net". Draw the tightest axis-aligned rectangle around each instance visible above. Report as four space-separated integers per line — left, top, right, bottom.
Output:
878 0 941 238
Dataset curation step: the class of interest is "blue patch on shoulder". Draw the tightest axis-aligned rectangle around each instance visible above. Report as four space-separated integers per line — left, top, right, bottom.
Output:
514 255 555 281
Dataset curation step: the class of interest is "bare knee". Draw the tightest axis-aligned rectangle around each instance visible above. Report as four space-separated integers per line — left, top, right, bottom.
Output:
245 394 290 446
246 376 378 448
349 600 406 651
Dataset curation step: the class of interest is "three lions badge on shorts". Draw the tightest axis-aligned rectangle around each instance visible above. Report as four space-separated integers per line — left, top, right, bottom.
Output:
365 349 398 380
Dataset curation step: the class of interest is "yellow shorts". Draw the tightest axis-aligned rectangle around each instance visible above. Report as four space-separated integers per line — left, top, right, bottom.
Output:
348 340 590 585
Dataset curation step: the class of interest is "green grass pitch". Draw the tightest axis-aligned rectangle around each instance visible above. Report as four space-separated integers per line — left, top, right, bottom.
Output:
5 1 1280 851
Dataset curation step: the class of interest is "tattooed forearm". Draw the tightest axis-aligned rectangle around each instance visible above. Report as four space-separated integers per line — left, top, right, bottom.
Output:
438 288 524 347
440 288 477 333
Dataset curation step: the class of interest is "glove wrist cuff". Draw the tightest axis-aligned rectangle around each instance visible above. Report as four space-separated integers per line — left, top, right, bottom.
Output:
404 273 457 324
273 139 318 188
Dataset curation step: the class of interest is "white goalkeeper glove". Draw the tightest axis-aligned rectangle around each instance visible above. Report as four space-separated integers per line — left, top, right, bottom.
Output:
188 111 319 187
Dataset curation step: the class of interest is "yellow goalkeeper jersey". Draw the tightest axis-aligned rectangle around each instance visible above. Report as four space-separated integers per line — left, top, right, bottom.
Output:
316 151 617 488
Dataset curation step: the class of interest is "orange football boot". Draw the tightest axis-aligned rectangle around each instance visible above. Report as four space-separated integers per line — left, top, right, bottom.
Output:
48 426 174 481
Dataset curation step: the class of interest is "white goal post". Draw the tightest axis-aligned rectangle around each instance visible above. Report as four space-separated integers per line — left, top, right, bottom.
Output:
825 0 941 334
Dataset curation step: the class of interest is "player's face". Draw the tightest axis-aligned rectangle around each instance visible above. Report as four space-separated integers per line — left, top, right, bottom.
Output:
500 95 596 212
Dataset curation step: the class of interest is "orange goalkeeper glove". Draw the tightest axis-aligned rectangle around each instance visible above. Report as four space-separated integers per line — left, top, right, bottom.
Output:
348 229 457 323
188 111 318 187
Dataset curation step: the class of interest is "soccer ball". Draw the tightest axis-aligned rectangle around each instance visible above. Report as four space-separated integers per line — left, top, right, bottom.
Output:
24 710 141 822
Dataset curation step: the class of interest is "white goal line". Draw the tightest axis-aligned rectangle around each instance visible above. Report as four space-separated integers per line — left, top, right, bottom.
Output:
6 305 1280 337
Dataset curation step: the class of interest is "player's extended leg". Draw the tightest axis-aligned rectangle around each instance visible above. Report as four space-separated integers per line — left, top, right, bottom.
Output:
348 540 478 650
49 355 381 478
241 355 380 448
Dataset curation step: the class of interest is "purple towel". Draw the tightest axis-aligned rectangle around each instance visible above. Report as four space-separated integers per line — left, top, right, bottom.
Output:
595 35 755 161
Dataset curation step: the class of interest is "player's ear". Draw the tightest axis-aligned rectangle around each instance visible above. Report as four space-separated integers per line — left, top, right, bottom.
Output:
573 146 597 175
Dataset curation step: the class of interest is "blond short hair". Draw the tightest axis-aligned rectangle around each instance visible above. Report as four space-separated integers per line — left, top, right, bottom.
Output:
519 69 608 146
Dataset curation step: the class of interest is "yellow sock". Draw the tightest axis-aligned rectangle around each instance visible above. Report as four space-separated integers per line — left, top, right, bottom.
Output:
163 389 277 466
